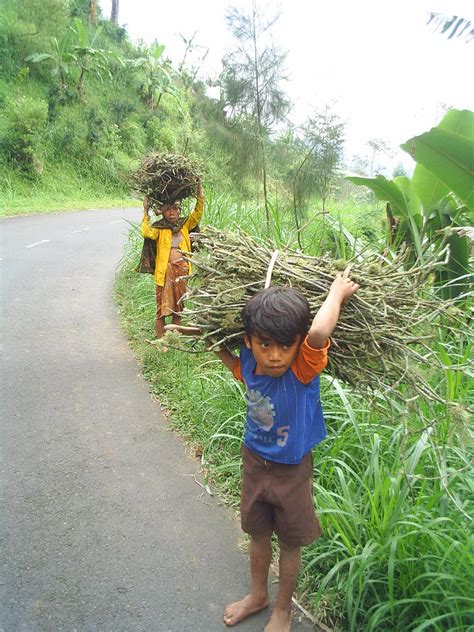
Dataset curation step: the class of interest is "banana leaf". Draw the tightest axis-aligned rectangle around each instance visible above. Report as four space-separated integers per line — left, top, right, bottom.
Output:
401 123 474 213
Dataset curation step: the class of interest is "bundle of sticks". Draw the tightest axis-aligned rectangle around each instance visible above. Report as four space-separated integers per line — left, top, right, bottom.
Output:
165 227 459 402
130 152 201 207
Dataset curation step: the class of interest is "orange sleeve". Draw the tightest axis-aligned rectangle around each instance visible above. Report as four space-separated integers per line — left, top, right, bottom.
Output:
232 359 244 383
291 337 330 384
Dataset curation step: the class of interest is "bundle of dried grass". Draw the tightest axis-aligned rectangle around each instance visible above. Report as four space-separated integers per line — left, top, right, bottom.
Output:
130 152 201 207
169 226 460 402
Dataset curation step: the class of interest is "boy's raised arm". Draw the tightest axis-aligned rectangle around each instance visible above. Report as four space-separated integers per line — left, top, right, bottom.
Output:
141 196 159 239
307 268 360 349
185 180 204 230
215 348 239 373
163 324 239 373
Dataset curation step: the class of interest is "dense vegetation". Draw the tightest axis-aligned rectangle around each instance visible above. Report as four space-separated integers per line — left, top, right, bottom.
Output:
0 0 371 221
2 1 473 631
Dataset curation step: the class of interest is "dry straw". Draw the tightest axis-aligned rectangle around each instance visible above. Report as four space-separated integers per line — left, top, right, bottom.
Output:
166 226 462 403
130 152 202 208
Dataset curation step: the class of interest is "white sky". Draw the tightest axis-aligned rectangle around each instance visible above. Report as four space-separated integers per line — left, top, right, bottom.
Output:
99 0 473 171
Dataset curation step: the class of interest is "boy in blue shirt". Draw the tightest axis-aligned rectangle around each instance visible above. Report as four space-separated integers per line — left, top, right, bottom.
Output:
215 270 359 631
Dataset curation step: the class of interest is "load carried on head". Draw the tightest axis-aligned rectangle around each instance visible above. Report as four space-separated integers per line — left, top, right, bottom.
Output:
163 226 460 404
131 151 202 209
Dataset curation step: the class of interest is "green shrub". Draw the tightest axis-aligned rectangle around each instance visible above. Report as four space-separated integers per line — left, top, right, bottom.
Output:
46 106 88 160
47 83 76 121
1 94 48 176
0 0 69 79
144 114 175 151
119 120 146 157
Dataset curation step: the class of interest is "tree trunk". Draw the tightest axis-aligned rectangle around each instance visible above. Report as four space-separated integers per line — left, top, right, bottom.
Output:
89 0 97 24
261 144 270 230
77 68 86 97
111 0 119 24
251 2 270 230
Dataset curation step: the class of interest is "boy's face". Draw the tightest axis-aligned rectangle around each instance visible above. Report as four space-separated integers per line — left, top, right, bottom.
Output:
245 334 301 377
162 202 181 224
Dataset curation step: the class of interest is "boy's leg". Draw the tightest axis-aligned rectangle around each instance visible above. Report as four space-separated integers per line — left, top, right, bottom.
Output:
155 316 165 339
155 284 165 339
223 531 272 627
264 540 301 632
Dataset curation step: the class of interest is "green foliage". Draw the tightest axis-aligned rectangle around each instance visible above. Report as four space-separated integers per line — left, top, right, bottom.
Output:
347 109 473 299
0 161 134 214
0 0 69 79
401 109 474 213
307 388 474 631
346 174 424 259
144 114 176 151
131 43 179 111
1 0 353 221
221 5 289 125
219 3 289 226
25 16 118 97
26 27 76 92
1 94 48 176
298 109 345 211
46 103 87 159
69 18 112 97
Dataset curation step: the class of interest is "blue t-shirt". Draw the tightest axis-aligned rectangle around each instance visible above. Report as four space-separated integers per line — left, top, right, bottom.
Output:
234 338 328 464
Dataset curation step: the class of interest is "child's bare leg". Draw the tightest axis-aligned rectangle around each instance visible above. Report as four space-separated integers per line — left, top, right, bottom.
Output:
223 532 272 627
155 316 165 339
264 540 301 632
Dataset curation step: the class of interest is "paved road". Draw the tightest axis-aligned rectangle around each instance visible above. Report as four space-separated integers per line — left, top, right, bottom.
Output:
0 209 315 632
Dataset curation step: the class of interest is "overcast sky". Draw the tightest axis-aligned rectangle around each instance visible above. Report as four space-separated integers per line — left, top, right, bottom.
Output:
98 0 473 170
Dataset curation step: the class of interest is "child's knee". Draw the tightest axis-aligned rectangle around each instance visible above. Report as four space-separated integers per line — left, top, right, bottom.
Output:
277 537 301 554
251 530 273 545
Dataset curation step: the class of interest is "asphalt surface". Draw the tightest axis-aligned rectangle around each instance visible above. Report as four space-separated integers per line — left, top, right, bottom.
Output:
0 209 315 632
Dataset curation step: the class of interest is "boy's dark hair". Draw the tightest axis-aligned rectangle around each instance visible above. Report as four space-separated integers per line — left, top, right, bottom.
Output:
242 287 311 346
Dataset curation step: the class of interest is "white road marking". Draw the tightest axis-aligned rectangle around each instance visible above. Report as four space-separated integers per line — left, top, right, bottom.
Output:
26 240 50 248
72 227 91 233
110 219 124 224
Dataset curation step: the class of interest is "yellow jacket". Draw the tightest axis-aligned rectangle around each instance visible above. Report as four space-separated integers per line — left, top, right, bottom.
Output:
140 195 204 287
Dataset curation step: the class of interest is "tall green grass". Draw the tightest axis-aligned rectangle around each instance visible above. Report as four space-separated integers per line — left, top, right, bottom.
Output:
115 200 473 631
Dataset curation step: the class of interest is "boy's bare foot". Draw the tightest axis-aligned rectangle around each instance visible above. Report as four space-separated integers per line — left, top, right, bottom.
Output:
223 594 269 627
264 607 292 632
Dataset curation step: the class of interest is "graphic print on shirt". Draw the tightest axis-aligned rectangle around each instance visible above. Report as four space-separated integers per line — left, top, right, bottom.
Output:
247 388 276 431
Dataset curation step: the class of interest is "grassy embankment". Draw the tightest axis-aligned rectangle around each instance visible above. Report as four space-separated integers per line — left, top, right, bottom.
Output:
0 163 137 216
114 191 473 632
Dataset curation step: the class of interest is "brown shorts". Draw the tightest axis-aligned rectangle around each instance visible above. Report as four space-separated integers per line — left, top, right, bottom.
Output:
240 446 322 547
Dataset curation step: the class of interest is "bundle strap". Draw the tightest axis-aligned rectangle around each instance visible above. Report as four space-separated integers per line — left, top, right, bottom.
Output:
264 250 279 289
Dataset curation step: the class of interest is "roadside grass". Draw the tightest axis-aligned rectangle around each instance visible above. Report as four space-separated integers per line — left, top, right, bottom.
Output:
0 165 136 216
115 205 473 631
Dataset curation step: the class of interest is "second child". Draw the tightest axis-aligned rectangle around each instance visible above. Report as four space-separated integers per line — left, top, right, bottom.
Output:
141 181 204 339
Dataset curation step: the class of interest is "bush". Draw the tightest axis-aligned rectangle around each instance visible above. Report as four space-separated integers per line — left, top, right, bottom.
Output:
0 0 69 79
1 94 48 176
119 120 146 157
46 106 88 161
145 114 175 151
